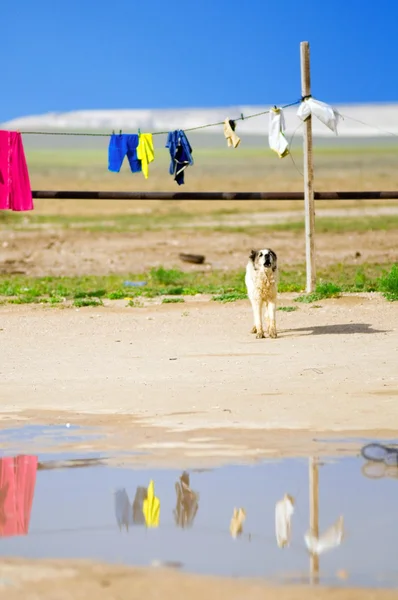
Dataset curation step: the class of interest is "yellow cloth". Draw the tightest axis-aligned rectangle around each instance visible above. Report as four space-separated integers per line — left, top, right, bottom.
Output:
143 480 160 528
137 133 155 179
223 119 240 148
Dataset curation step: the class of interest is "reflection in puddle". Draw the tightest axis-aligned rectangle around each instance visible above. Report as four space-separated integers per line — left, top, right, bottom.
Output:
143 480 160 528
0 455 38 538
230 507 246 539
305 515 344 556
0 444 398 587
0 425 101 452
174 472 199 529
132 486 148 526
275 494 295 548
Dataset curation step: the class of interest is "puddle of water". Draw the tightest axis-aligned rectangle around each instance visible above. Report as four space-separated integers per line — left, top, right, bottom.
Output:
1 440 398 589
0 424 101 453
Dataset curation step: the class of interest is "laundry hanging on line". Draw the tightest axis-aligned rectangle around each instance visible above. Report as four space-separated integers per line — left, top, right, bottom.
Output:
108 133 142 173
137 133 155 179
107 132 154 178
165 130 194 185
297 97 340 134
269 107 290 158
0 131 33 212
223 119 241 148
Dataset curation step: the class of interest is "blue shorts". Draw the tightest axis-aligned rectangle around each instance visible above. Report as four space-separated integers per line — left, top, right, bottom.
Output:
108 134 141 173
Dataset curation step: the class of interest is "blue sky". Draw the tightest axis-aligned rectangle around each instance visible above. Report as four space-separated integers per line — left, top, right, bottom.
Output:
2 0 398 121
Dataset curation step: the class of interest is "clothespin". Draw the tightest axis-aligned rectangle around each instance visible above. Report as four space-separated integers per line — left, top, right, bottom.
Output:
112 129 115 135
119 130 122 135
240 113 244 120
138 128 141 136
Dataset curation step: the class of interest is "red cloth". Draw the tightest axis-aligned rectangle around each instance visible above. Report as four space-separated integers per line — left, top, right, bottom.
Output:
0 455 38 537
0 131 33 211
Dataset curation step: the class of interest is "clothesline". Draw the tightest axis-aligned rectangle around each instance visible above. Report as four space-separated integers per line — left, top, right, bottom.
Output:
16 100 302 137
10 103 398 141
2 96 398 212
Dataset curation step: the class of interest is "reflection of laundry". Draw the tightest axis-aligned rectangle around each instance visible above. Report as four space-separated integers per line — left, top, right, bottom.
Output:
0 455 38 538
114 488 132 531
143 480 160 528
132 486 147 525
230 507 246 538
305 516 344 555
223 119 240 148
275 494 295 548
174 472 199 529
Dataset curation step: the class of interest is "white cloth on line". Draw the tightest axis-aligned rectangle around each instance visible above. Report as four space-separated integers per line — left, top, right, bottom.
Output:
268 107 289 158
297 97 340 134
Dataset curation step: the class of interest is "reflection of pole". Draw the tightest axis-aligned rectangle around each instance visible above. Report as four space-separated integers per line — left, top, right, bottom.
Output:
309 457 319 583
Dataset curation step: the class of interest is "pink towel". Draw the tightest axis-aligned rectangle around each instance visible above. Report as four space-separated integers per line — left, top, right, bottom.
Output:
0 131 33 211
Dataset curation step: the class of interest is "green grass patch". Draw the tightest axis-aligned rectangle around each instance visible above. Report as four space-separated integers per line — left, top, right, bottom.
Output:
73 297 103 307
278 306 298 312
295 282 342 303
149 267 185 286
7 295 39 305
73 289 107 299
107 290 127 300
128 299 144 307
162 297 185 304
378 264 398 301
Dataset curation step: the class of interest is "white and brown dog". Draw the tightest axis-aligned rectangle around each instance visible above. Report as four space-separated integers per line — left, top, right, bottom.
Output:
245 248 278 339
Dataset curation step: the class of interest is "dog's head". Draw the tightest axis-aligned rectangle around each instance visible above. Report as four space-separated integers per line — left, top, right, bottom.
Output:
249 248 278 272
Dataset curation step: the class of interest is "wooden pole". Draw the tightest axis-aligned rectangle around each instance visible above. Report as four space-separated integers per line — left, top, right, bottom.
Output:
300 41 316 293
309 457 320 584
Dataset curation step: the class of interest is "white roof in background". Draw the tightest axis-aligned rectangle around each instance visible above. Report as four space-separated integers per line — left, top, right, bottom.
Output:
2 103 398 137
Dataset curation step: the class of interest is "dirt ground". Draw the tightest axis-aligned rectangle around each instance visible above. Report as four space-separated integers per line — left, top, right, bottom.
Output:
1 558 398 600
2 206 398 276
1 294 397 435
1 193 398 598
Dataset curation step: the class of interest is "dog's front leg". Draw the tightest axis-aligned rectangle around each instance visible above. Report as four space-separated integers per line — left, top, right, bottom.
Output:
253 297 265 339
267 301 277 338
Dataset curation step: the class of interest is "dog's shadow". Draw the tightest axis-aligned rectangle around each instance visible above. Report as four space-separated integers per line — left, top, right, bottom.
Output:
283 323 388 337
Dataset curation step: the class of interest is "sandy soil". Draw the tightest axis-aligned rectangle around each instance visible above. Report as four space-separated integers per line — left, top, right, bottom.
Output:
1 294 397 436
1 220 398 277
1 494 395 600
1 558 398 600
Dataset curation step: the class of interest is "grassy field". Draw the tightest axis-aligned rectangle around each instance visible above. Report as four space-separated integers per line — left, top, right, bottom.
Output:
0 263 396 306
